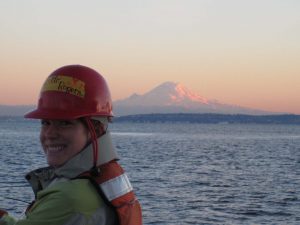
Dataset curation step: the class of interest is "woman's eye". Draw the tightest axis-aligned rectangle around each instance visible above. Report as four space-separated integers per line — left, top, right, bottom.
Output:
40 120 77 128
41 120 50 126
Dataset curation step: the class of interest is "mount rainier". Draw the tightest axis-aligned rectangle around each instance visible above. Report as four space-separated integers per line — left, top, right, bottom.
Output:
113 82 270 116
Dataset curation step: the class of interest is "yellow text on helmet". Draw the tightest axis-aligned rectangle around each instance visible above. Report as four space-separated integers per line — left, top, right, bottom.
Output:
41 75 86 98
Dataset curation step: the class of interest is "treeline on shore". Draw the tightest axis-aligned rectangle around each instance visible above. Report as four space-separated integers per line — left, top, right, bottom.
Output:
113 113 300 124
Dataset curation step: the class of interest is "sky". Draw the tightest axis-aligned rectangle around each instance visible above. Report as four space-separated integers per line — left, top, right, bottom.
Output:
0 0 299 114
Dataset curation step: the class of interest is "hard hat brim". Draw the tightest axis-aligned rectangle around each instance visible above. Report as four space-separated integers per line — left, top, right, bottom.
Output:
24 108 113 120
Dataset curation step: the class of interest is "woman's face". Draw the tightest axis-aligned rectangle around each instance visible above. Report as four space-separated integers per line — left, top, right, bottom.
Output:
40 119 89 168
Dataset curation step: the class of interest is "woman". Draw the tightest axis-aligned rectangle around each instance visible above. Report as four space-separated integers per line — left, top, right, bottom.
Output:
0 65 142 225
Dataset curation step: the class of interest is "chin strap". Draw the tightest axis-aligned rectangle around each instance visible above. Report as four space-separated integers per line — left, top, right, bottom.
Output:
85 117 99 175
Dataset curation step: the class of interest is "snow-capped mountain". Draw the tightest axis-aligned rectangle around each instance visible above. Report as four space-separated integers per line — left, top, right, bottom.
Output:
113 82 271 116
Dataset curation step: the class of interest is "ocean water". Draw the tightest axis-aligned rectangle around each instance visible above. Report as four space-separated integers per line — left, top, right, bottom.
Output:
0 117 300 225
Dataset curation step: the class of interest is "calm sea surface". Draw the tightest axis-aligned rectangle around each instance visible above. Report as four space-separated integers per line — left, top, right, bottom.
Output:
0 117 300 225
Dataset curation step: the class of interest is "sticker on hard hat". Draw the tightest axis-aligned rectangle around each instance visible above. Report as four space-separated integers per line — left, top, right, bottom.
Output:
41 75 85 98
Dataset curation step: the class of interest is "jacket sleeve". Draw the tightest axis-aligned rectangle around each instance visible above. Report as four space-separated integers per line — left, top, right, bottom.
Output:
0 179 114 225
1 189 84 225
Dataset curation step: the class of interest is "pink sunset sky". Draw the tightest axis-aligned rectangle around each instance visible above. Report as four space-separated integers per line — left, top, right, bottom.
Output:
0 1 299 114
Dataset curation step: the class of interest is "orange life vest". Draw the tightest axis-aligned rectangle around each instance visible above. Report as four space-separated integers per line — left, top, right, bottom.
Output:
78 160 143 225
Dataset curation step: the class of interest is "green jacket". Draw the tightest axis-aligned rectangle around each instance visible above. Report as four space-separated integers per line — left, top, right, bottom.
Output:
1 132 119 225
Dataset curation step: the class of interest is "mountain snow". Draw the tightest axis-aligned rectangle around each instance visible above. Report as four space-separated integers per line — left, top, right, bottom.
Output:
116 81 209 107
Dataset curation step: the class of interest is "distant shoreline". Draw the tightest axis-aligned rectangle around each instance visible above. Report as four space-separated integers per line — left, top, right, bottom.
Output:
113 113 300 124
1 113 300 125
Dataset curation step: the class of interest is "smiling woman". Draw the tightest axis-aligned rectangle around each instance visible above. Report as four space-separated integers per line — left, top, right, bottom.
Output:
40 119 89 168
0 65 142 225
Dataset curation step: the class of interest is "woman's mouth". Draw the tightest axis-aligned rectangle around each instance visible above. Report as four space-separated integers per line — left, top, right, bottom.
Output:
45 145 66 153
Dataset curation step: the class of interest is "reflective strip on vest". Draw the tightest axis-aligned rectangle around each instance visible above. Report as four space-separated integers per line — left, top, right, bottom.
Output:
100 173 133 201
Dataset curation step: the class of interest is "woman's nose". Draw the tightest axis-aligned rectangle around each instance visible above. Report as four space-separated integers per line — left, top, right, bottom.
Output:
42 124 60 138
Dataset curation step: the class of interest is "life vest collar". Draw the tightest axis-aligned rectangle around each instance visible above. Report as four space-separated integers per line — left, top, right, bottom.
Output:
25 131 119 194
55 131 119 178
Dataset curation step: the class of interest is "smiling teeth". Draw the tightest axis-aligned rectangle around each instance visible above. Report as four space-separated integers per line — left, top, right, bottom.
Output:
47 145 65 153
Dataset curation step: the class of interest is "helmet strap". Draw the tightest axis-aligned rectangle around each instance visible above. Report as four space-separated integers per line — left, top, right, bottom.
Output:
85 117 99 175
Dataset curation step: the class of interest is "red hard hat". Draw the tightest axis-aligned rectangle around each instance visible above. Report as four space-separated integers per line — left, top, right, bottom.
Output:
25 65 113 119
